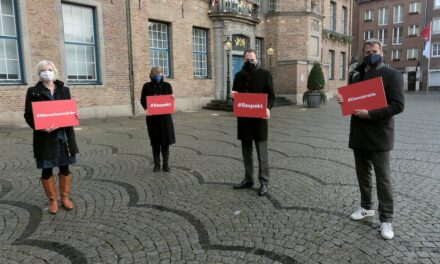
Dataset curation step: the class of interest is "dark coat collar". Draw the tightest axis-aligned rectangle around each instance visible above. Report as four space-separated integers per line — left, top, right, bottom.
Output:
32 80 65 98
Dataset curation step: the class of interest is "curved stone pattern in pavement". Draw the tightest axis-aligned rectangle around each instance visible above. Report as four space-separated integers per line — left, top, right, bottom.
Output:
1 94 440 263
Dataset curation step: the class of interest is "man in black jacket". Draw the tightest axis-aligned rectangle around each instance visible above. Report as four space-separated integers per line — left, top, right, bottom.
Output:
231 49 275 196
337 39 404 240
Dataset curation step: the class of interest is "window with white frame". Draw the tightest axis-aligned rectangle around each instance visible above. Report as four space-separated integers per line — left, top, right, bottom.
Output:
378 7 388 25
330 2 336 31
436 0 440 8
392 49 401 61
342 6 348 34
62 3 98 83
433 43 440 57
434 18 440 34
268 0 275 11
407 48 418 60
193 28 208 78
255 38 263 66
149 21 170 76
339 52 346 80
409 2 421 13
0 0 22 82
408 25 419 36
383 50 387 62
364 10 373 21
364 30 373 40
378 28 387 45
329 50 335 80
392 27 402 44
393 5 403 23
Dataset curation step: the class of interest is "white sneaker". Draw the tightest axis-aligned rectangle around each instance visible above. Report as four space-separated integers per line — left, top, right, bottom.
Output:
380 222 394 240
350 208 375 220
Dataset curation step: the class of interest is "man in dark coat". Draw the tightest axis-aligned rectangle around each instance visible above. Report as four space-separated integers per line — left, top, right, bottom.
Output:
231 48 275 196
140 67 176 172
337 39 404 240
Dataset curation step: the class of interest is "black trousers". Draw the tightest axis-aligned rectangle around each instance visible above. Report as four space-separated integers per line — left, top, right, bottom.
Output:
241 140 269 185
42 166 69 179
354 149 393 222
152 144 169 165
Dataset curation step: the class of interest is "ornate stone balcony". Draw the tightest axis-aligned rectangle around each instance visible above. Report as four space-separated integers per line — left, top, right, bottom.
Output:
208 0 260 24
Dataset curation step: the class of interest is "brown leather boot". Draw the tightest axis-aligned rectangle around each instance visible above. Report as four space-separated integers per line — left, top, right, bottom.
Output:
41 176 58 214
58 173 74 210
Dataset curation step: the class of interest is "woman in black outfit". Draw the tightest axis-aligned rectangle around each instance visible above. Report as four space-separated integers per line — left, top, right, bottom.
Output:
140 67 176 172
24 60 79 214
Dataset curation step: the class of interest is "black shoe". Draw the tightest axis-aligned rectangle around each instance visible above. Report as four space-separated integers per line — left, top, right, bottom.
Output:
153 164 160 172
163 164 170 172
233 179 254 189
258 185 268 196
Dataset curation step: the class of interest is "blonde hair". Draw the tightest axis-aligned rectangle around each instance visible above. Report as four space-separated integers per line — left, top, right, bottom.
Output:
149 66 162 79
36 60 58 80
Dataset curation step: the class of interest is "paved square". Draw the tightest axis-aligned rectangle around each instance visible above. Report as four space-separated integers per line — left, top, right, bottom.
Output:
1 94 439 263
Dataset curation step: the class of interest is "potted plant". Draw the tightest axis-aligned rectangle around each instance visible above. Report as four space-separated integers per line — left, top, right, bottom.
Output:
303 62 327 108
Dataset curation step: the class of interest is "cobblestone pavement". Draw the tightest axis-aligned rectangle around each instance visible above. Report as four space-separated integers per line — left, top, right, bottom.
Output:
1 93 440 264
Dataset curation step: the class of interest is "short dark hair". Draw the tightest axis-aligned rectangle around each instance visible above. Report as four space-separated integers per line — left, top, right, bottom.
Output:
243 48 257 57
362 38 383 52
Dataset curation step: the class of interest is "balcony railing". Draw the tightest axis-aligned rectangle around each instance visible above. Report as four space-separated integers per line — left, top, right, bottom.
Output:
322 29 352 44
209 0 260 19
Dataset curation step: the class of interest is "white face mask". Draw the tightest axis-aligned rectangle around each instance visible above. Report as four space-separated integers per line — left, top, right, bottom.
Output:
40 70 55 81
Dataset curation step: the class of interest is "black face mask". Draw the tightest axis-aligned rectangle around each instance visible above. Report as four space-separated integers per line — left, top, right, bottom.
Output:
363 53 383 68
243 61 257 72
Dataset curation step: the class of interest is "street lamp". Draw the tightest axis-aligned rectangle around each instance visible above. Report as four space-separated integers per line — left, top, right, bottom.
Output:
267 43 275 72
224 37 233 105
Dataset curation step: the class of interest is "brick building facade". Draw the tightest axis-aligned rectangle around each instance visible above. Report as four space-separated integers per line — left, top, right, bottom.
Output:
0 0 352 125
352 0 434 91
0 0 132 126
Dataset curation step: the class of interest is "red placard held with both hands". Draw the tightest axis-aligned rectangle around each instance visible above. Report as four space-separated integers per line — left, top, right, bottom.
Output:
233 93 268 118
338 77 388 116
32 99 79 130
146 95 175 116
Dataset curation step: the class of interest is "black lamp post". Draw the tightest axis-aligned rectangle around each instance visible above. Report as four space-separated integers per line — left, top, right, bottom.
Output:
224 37 233 105
267 43 275 72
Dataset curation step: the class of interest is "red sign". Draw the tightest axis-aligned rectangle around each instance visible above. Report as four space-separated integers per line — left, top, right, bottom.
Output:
338 77 388 116
32 99 79 130
146 95 175 116
233 93 268 118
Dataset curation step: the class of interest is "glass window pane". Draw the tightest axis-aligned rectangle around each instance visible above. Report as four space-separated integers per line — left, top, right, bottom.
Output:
77 62 86 77
86 46 95 63
0 59 6 76
0 39 5 59
85 26 94 44
62 5 72 24
2 15 16 36
77 45 86 62
64 24 74 41
66 44 76 62
4 38 17 59
1 0 14 16
82 8 93 27
67 61 77 77
87 62 95 79
7 59 18 74
74 25 84 42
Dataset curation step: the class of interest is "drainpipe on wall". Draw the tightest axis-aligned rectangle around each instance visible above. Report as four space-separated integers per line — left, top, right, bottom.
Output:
126 0 135 115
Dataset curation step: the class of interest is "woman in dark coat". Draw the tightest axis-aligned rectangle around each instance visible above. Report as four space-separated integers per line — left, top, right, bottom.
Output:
140 67 176 172
24 60 79 214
